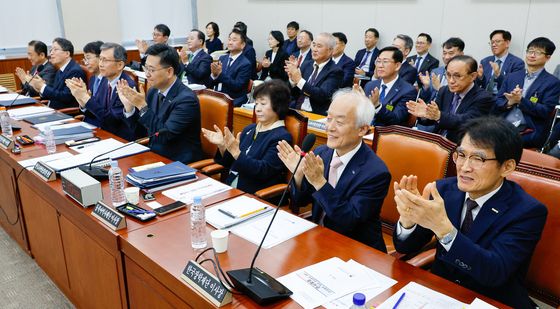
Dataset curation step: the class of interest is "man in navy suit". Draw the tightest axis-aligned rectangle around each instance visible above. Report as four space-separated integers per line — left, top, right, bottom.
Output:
292 30 313 68
67 43 143 142
278 89 391 252
331 32 356 88
407 33 440 86
407 55 494 143
363 47 416 126
81 41 104 98
478 30 525 95
354 28 380 82
283 21 300 56
495 37 560 149
135 24 170 71
118 43 202 164
208 29 252 107
392 34 417 85
285 32 343 115
179 29 212 85
233 21 258 80
28 38 86 109
393 117 547 308
15 40 56 97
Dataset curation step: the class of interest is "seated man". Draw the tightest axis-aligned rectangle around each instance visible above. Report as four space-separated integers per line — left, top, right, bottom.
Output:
66 43 142 141
15 40 56 97
495 37 560 149
179 29 212 85
354 28 380 81
278 89 391 252
407 55 494 143
393 117 547 308
118 43 202 164
406 33 440 86
363 46 416 126
285 32 343 115
81 41 104 97
292 30 313 67
208 29 252 107
392 34 417 85
28 37 86 109
136 24 170 70
331 32 356 88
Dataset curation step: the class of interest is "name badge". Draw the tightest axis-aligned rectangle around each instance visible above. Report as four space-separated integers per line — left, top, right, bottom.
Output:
181 260 232 307
386 104 394 112
32 161 56 182
529 96 539 104
0 134 14 150
92 201 126 231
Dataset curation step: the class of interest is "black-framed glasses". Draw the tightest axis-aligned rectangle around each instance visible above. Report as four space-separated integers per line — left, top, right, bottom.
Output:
452 150 498 169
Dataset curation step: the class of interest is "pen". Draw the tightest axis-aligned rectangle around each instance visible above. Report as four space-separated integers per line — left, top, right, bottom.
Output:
239 207 267 218
218 208 236 219
392 292 406 309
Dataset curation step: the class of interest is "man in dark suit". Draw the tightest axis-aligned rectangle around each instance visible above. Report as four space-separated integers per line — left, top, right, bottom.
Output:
331 32 356 88
28 38 86 109
118 43 202 164
233 21 257 80
392 34 417 85
354 28 380 81
278 90 391 252
495 37 560 149
15 40 56 97
478 30 525 95
393 117 547 308
283 21 300 56
407 33 440 86
81 41 103 97
292 30 313 67
179 29 212 85
135 24 170 70
285 32 343 115
363 47 417 126
208 29 252 107
407 55 494 143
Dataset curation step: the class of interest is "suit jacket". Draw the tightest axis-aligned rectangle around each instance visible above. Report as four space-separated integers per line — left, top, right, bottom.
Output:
183 50 212 85
242 44 258 80
22 62 56 97
393 177 547 308
495 69 560 148
283 38 298 57
293 49 313 67
259 49 289 81
214 124 292 194
205 38 223 55
41 59 86 109
419 84 494 143
398 60 417 85
208 54 252 107
126 77 202 164
479 53 524 92
354 47 380 78
292 59 343 115
334 53 356 88
291 143 391 252
407 53 440 85
364 77 417 126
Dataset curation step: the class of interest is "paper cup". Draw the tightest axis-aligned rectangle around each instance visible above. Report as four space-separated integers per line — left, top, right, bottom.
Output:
211 230 229 253
124 187 140 205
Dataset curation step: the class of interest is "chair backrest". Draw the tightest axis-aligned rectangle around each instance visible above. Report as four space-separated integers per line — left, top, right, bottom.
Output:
196 89 234 159
251 108 308 147
0 73 17 91
372 126 456 232
521 149 560 170
507 163 560 307
123 70 140 92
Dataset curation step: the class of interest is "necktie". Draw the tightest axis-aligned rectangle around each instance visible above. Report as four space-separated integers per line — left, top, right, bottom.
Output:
415 56 423 72
359 50 371 68
93 77 101 96
308 64 320 86
379 84 387 104
460 199 479 234
328 156 343 188
450 93 462 114
188 53 194 62
486 59 503 93
297 54 303 68
106 83 112 105
155 93 165 114
223 57 233 75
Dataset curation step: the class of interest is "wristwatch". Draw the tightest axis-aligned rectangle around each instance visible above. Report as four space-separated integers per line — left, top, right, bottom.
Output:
139 105 149 117
438 227 457 246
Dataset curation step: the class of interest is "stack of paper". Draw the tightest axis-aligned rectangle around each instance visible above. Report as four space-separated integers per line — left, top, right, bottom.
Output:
0 93 36 107
40 125 93 144
206 196 273 229
163 177 232 204
377 281 467 309
22 112 72 125
126 161 197 190
8 106 54 120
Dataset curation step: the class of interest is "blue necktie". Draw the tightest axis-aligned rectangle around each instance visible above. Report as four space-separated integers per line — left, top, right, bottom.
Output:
379 84 387 104
415 56 423 72
223 57 233 75
93 77 101 96
359 51 371 68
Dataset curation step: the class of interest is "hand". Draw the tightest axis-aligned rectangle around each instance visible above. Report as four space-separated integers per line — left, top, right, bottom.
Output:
201 125 225 148
301 151 326 190
28 75 46 92
504 84 523 107
117 79 146 112
284 60 301 83
409 59 416 68
261 57 271 68
352 84 365 96
65 77 90 107
395 175 420 196
223 127 241 159
136 39 148 54
210 61 222 77
490 61 501 77
418 71 431 89
406 98 428 118
277 140 305 186
431 72 441 91
15 67 30 83
179 46 189 63
355 67 366 76
425 101 441 121
477 64 484 79
368 87 380 107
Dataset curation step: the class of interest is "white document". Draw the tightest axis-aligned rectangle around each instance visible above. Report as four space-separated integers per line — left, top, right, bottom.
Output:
377 281 467 309
69 138 142 154
8 106 54 120
0 86 8 93
18 152 74 169
206 195 273 229
31 119 73 130
162 177 232 204
230 209 316 249
468 298 498 309
0 93 28 100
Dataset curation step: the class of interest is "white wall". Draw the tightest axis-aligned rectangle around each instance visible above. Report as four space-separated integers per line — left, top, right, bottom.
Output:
197 0 560 71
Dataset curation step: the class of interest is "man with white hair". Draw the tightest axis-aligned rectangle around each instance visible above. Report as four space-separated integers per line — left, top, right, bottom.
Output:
277 89 391 252
285 32 343 115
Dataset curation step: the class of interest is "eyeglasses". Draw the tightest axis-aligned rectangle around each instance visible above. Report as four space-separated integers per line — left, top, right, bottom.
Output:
142 65 170 74
489 39 505 45
452 150 498 169
82 57 98 65
374 59 395 66
99 57 122 64
50 47 63 54
416 41 427 45
526 49 547 56
445 72 472 80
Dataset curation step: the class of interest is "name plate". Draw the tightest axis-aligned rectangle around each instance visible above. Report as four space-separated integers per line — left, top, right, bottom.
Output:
92 201 126 231
181 260 232 307
32 161 57 182
0 134 14 150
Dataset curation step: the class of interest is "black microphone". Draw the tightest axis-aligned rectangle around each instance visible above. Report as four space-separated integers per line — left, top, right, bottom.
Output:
227 133 316 305
6 70 40 110
79 128 168 180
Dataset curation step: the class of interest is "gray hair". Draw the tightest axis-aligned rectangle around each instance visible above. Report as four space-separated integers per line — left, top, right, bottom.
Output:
100 42 127 62
395 34 413 52
317 32 336 49
331 88 375 127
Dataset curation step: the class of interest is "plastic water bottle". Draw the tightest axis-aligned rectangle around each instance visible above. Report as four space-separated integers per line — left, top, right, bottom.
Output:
190 196 207 249
0 106 13 137
350 293 366 309
108 160 126 207
43 126 56 154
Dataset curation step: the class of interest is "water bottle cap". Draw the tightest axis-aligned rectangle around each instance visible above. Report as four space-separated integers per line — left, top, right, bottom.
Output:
352 293 366 306
193 196 202 204
110 160 119 167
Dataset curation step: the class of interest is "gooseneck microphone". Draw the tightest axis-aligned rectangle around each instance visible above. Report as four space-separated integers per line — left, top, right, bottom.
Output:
5 70 40 109
226 133 316 305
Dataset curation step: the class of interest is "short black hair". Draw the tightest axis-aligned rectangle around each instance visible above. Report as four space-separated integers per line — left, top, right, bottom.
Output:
287 21 299 30
234 21 248 35
145 43 180 76
458 116 523 165
53 37 75 57
154 24 171 37
442 37 465 52
253 79 291 120
191 29 205 42
83 41 104 56
206 22 220 37
365 28 379 38
28 40 48 57
332 32 347 45
379 46 403 63
527 37 556 56
418 33 432 44
448 55 478 73
229 28 247 44
300 30 314 41
270 30 285 49
490 30 512 41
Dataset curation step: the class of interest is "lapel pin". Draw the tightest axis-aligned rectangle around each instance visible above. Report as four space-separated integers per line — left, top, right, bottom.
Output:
491 208 499 214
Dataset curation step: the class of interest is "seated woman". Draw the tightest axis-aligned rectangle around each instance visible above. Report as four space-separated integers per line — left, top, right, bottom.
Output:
259 30 289 82
202 79 292 194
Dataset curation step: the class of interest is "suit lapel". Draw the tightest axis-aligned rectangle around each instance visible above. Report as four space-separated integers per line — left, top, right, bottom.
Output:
525 70 548 99
455 86 478 113
313 60 333 85
383 79 402 104
467 182 512 242
445 182 466 229
333 143 367 193
419 54 432 72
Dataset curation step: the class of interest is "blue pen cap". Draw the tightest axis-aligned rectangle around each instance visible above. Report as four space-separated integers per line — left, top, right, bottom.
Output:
193 196 202 205
353 292 366 306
